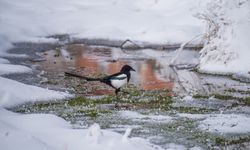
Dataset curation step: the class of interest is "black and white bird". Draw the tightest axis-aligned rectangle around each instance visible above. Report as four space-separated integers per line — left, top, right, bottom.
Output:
65 65 135 95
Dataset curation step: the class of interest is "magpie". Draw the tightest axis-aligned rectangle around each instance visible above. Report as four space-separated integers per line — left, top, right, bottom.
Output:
65 65 135 95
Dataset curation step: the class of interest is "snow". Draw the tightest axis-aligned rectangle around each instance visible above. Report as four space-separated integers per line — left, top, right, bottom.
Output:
0 109 161 150
199 0 250 74
199 114 250 133
0 77 71 108
179 113 250 133
165 143 187 150
0 58 9 64
1 1 195 149
119 110 173 123
0 64 32 75
1 0 250 149
178 113 207 120
0 0 249 74
0 0 206 53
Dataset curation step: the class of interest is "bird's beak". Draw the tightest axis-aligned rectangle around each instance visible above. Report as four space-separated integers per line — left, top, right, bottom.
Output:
131 68 136 72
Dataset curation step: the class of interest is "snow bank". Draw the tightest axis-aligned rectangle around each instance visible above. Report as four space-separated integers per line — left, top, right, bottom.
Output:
0 0 206 52
0 109 161 150
0 58 70 108
199 114 250 133
199 0 250 74
0 58 9 64
0 77 71 108
0 64 32 75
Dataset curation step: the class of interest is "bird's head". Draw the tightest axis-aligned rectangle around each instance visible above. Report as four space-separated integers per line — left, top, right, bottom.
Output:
120 65 135 73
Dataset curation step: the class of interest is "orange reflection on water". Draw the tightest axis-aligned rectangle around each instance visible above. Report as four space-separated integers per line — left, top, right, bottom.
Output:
75 53 99 73
139 61 174 90
107 61 125 74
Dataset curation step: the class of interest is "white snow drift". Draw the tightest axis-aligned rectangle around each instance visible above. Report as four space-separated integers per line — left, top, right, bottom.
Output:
0 109 160 150
199 0 250 74
0 77 71 108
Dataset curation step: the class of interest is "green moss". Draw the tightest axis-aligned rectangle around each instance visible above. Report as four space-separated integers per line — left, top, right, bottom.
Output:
226 89 250 94
213 94 236 100
215 136 250 146
215 137 227 145
67 96 114 107
242 97 250 106
76 108 112 118
83 109 98 118
68 97 89 106
96 95 113 104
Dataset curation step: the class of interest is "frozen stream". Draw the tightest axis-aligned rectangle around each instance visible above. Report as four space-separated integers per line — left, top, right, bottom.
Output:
7 42 250 150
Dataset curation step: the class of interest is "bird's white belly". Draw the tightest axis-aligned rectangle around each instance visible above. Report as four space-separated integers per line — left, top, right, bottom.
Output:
111 78 127 89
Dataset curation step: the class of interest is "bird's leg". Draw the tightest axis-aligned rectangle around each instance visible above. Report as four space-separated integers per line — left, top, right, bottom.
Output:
114 88 121 108
115 88 120 95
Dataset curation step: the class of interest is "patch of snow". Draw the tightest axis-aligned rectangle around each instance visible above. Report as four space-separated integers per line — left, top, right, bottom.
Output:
181 96 194 102
119 110 172 123
178 113 207 120
174 69 203 94
122 128 132 143
0 0 207 52
190 146 203 150
199 0 250 74
0 77 71 108
0 108 162 150
165 143 186 150
0 64 32 75
179 113 250 133
199 114 250 133
0 58 9 64
232 73 250 83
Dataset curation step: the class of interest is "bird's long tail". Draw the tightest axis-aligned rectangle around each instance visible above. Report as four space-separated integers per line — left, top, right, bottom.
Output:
65 72 101 81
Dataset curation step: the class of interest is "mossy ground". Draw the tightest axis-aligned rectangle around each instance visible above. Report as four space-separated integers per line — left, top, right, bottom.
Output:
193 92 250 106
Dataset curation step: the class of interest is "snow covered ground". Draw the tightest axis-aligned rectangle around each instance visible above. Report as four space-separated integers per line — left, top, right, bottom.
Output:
0 108 160 150
198 0 250 74
0 0 206 51
179 113 250 134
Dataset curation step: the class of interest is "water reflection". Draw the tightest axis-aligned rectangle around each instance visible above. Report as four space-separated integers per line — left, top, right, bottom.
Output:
39 44 202 93
69 44 174 91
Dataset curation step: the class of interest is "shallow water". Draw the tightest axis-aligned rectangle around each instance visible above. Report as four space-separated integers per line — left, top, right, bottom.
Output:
10 43 250 149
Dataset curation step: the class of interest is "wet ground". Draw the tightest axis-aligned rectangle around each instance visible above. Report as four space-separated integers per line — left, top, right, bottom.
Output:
6 41 250 149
